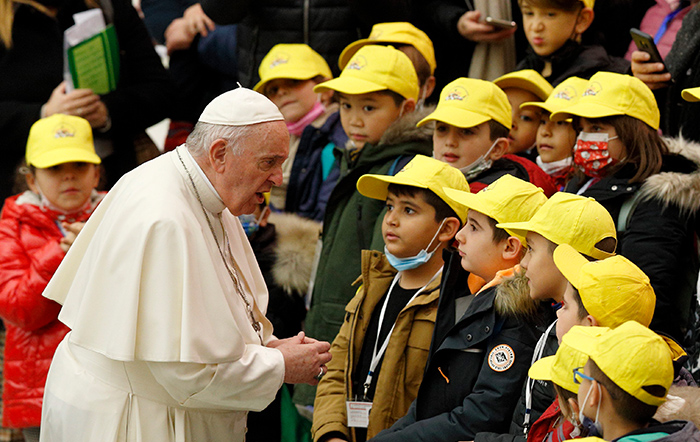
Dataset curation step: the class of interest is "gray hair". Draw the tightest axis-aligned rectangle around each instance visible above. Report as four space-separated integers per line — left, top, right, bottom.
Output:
185 122 259 158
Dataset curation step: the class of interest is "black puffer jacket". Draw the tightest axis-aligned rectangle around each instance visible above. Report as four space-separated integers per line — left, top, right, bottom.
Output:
564 136 700 345
201 0 363 87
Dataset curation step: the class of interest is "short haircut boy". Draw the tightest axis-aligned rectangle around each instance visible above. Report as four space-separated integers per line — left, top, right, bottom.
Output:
338 22 436 87
314 44 419 103
553 244 656 328
357 154 468 224
566 321 674 427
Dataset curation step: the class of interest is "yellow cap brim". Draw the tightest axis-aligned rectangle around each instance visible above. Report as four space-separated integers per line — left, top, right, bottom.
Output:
253 70 320 93
528 355 555 381
357 173 430 201
682 87 700 102
417 106 490 129
29 147 102 168
661 335 687 362
496 219 541 243
550 102 624 123
496 78 550 101
313 76 387 96
552 244 589 290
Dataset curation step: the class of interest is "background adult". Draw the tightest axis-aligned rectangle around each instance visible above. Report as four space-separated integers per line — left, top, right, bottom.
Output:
0 0 173 202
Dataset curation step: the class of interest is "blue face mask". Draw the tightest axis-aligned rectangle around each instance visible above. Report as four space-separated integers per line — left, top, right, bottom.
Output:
384 219 445 271
578 382 603 436
239 208 268 237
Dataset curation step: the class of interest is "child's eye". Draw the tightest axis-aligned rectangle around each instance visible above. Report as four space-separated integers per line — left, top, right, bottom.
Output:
340 102 351 110
363 105 375 112
266 86 279 96
385 202 394 211
404 207 415 215
435 124 448 133
520 115 533 123
460 128 473 137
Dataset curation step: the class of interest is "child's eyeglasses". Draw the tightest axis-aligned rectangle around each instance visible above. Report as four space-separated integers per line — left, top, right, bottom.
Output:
573 366 595 384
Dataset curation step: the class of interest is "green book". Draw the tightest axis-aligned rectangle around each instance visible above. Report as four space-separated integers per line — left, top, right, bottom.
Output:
66 25 120 95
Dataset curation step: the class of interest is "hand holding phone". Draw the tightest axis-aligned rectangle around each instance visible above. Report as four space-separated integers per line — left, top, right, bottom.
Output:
485 16 516 30
630 28 673 89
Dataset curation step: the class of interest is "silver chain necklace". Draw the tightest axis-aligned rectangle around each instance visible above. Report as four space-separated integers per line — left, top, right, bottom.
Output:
177 149 263 344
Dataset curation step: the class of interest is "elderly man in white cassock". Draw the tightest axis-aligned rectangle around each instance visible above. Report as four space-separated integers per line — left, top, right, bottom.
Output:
39 88 332 442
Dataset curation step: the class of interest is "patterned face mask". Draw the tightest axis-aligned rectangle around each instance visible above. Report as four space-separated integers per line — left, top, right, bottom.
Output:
574 131 619 178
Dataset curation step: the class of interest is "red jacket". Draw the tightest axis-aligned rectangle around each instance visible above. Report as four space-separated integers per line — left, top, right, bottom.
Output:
0 191 103 427
527 397 576 442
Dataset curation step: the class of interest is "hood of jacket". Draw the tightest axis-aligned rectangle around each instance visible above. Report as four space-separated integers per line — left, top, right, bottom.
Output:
268 212 321 296
493 269 541 322
638 135 700 216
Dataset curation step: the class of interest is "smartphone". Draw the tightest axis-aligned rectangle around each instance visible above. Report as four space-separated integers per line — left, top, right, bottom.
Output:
485 16 516 30
630 28 665 65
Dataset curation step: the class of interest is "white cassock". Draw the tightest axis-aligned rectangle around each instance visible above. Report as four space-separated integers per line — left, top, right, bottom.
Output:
40 145 285 442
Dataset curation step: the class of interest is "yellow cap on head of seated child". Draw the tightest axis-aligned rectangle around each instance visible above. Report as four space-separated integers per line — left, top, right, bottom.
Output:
581 0 594 8
563 321 673 407
493 69 553 102
357 154 470 223
553 244 655 328
314 45 419 101
442 175 547 245
497 193 616 260
520 76 589 117
682 86 700 102
417 77 512 130
26 114 101 168
529 326 609 394
550 72 660 130
338 22 436 75
253 44 333 93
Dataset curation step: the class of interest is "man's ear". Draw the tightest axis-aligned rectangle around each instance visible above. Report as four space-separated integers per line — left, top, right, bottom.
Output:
574 7 594 38
208 139 229 173
401 98 416 115
502 236 523 261
438 217 462 243
489 138 510 161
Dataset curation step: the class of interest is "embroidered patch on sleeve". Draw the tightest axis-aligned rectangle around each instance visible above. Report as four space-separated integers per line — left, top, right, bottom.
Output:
488 344 515 372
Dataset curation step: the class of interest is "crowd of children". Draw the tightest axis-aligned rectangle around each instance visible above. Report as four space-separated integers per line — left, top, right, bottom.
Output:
2 0 700 441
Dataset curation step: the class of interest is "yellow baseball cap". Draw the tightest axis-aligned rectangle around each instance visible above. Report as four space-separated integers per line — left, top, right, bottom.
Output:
25 114 101 168
314 45 419 101
357 154 470 222
338 22 436 75
682 87 700 102
497 193 616 260
417 78 512 129
550 72 660 130
529 326 609 394
494 69 553 102
254 44 332 93
582 0 595 7
553 244 655 328
443 174 547 244
564 322 673 406
521 76 589 115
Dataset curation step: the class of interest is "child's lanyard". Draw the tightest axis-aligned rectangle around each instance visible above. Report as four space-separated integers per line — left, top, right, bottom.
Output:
362 267 442 400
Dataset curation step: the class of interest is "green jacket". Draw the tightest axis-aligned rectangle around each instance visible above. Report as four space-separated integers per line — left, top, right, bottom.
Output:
295 109 433 406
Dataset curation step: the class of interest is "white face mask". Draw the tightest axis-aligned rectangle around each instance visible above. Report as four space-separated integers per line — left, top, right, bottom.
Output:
460 139 498 180
536 155 572 175
578 381 603 435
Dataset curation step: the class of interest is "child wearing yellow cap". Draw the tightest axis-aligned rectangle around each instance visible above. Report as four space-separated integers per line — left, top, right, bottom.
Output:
515 0 629 86
494 69 553 158
254 43 338 212
551 71 700 348
372 175 548 441
338 22 438 104
312 155 467 442
527 326 608 441
474 193 617 442
521 76 588 190
0 114 104 436
567 321 700 442
419 77 557 196
295 45 433 407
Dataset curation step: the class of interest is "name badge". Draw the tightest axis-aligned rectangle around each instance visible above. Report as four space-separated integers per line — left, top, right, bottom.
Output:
346 401 373 428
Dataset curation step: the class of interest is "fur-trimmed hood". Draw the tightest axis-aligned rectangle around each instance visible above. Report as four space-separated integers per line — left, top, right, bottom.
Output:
494 270 541 322
379 104 435 147
268 212 321 296
655 385 700 429
638 136 700 215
